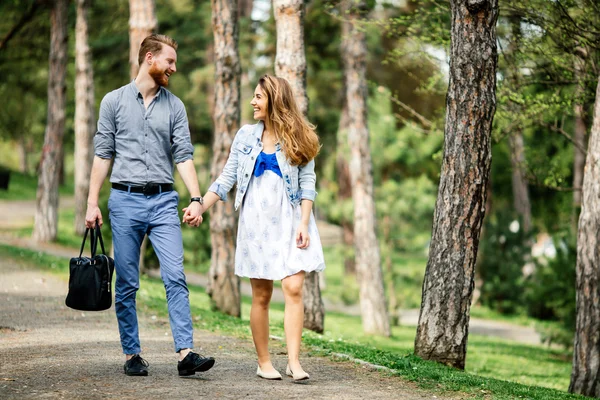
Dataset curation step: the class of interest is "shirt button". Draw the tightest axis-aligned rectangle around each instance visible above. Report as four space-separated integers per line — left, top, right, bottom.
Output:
146 150 148 153
251 156 254 160
245 174 248 177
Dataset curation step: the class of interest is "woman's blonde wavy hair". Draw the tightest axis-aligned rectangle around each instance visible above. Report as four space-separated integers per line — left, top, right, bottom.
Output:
258 75 320 166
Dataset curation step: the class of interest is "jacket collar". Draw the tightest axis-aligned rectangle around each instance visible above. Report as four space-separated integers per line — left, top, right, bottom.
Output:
252 120 282 151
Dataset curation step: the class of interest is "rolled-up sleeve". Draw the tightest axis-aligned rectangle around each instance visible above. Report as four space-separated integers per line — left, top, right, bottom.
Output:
208 128 243 201
299 158 317 201
171 99 194 164
94 94 116 159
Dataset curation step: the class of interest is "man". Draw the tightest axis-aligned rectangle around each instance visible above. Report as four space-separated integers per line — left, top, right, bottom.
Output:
85 34 214 377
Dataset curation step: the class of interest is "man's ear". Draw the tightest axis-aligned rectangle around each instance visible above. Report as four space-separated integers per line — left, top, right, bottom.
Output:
145 51 153 65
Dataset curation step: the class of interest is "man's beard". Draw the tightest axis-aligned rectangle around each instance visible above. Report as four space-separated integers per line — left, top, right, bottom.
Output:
149 63 169 87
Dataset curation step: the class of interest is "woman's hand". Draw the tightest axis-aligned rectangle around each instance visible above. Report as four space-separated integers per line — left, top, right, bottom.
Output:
295 224 310 249
182 202 204 227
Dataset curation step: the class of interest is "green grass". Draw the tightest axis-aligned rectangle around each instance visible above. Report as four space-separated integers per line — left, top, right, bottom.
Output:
0 169 74 201
0 243 584 400
320 245 427 309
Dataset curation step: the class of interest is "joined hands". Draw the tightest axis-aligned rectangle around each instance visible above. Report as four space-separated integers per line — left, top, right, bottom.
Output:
182 202 204 227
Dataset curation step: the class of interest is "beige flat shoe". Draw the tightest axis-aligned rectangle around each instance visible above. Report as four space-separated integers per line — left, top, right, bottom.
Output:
286 364 310 381
256 365 282 380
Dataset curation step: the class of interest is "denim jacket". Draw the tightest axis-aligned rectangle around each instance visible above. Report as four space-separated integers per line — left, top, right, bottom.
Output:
208 121 317 210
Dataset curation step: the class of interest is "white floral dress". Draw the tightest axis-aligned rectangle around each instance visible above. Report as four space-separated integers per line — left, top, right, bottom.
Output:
235 153 326 280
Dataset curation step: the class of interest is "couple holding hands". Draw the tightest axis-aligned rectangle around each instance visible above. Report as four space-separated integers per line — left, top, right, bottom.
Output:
85 34 325 381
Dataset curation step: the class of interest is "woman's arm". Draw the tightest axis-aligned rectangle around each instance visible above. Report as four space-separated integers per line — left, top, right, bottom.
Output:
296 199 314 249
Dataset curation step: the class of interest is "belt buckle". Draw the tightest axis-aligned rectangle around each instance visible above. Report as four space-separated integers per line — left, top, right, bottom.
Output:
142 183 157 195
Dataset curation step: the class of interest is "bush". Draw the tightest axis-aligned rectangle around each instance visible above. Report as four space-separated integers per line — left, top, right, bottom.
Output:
477 211 532 315
524 233 576 348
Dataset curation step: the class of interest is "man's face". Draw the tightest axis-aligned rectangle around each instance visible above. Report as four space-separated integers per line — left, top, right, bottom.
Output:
148 45 177 87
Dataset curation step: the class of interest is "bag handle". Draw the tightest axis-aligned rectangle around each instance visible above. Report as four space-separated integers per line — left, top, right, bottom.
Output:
94 223 108 255
78 228 90 258
78 219 106 258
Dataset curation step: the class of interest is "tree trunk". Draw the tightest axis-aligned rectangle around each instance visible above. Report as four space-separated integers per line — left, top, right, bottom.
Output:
414 0 498 369
336 99 356 274
569 73 600 398
208 0 242 317
573 51 588 228
18 136 29 174
506 17 531 233
341 0 390 337
273 0 308 115
74 0 95 236
32 0 68 243
274 0 324 333
238 0 253 18
508 132 531 232
129 0 156 79
383 215 399 326
303 270 324 333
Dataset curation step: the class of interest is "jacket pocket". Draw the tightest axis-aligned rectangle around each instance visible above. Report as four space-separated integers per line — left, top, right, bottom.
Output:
237 142 252 155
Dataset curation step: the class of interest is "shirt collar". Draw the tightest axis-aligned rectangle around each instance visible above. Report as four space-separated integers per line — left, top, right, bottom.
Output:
130 79 164 100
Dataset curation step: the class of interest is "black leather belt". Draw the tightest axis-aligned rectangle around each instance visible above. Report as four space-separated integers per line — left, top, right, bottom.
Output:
112 183 173 195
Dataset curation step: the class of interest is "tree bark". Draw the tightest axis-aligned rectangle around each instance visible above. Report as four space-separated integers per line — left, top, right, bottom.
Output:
273 0 308 115
506 17 531 233
74 0 95 236
414 0 498 369
129 0 156 79
18 136 29 174
238 0 253 18
208 0 242 317
303 269 324 333
32 0 68 243
336 98 356 274
569 73 600 398
274 0 324 333
508 132 531 232
341 0 390 337
573 51 588 227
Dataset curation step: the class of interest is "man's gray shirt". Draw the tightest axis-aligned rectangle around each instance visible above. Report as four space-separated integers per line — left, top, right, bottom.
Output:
94 80 194 185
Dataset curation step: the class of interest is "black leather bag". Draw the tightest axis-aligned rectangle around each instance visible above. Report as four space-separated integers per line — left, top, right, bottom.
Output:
65 225 115 311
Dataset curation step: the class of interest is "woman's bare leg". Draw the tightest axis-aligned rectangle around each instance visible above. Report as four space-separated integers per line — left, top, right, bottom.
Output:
250 278 276 372
281 271 306 373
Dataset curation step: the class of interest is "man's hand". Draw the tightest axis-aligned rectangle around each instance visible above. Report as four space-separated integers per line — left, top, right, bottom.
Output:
85 204 103 229
182 201 203 227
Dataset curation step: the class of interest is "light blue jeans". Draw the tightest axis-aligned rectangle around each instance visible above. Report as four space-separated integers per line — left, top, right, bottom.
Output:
108 188 193 354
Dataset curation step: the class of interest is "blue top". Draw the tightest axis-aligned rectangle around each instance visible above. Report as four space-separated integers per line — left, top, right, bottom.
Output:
253 151 282 178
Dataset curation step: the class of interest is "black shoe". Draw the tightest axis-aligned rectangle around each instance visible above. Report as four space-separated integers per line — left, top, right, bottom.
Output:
124 354 149 376
177 351 215 376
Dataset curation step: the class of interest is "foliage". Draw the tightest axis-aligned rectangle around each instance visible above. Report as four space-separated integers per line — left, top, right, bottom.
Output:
525 233 577 349
478 210 533 315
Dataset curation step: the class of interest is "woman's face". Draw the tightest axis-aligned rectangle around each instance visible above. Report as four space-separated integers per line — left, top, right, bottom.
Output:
250 84 268 121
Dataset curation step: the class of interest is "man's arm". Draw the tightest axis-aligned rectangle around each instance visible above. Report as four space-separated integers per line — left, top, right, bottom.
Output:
85 156 112 228
176 159 203 227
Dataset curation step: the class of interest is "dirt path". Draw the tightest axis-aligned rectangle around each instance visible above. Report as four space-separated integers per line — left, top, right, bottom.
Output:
0 254 446 400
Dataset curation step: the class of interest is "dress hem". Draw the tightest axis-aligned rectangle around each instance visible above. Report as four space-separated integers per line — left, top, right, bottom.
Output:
235 262 325 281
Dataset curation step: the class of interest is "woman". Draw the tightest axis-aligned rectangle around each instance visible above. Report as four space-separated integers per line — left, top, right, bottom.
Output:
193 75 325 381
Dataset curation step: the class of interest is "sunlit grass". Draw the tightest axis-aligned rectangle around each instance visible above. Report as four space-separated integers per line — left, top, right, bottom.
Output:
0 169 74 201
